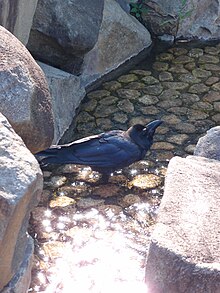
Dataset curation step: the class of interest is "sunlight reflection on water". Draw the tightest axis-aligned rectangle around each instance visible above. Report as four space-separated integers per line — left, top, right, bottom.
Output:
30 160 165 292
30 204 155 292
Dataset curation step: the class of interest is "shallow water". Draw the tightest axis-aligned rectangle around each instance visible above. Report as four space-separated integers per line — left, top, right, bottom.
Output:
29 42 220 292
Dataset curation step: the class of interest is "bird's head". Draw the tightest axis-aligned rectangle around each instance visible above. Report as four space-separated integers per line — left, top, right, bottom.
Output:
128 120 162 150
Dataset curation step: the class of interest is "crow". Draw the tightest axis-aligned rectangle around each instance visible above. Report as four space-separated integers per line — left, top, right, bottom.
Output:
35 120 162 182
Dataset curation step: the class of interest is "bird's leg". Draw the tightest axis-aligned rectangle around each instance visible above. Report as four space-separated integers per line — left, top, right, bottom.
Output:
100 173 110 184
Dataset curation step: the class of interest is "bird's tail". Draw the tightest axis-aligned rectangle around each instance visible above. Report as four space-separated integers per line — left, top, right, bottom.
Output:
35 146 78 166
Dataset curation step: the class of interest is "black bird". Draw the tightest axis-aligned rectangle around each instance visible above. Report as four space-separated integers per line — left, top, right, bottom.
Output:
35 120 162 182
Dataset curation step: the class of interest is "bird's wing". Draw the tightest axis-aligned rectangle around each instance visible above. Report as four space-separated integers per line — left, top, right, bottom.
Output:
67 132 141 168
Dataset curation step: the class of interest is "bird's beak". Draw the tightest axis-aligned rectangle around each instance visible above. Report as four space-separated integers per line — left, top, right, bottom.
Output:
144 120 163 135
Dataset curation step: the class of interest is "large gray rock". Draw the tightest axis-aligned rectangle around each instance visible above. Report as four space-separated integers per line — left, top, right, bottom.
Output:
0 0 38 44
81 0 152 88
141 0 220 40
0 113 43 291
177 0 220 40
1 237 34 293
0 25 54 153
116 0 130 12
27 0 104 75
194 126 220 161
140 0 179 37
145 156 220 292
38 62 86 144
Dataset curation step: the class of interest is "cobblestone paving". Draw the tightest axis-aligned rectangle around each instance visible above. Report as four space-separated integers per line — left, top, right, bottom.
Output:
29 44 220 292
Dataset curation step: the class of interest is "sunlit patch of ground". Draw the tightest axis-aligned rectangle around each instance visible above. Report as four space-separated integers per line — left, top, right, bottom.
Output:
29 161 166 293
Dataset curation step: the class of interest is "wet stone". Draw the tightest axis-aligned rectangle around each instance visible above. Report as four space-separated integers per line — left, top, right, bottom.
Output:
193 120 215 133
173 55 194 64
191 101 213 111
169 64 188 73
49 196 76 208
151 142 175 151
187 109 209 120
192 68 212 78
140 106 160 115
211 113 220 122
76 169 101 183
159 89 180 100
142 84 163 95
178 73 200 84
198 55 220 64
167 106 188 115
76 198 105 209
203 91 220 102
184 62 197 71
99 95 118 105
158 71 173 81
124 82 145 90
174 122 196 133
81 99 98 112
87 90 111 99
92 184 121 198
142 76 159 85
181 93 200 104
94 104 118 118
184 144 196 154
76 111 95 123
43 171 52 178
161 114 182 124
157 99 182 109
130 69 152 76
153 61 169 71
167 134 189 145
57 185 90 198
211 82 220 91
157 52 173 61
188 83 209 94
214 102 220 112
109 174 127 185
76 121 96 134
98 204 123 216
129 117 151 126
46 176 67 188
41 241 69 259
118 74 138 83
117 99 134 113
156 126 169 135
128 174 162 189
156 151 174 162
126 160 154 174
162 81 189 90
102 81 122 91
204 46 220 55
113 112 128 123
204 63 220 71
205 76 219 86
188 48 203 58
58 164 85 174
116 89 141 100
96 118 113 130
138 95 159 106
168 47 188 56
118 194 141 208
39 190 51 205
